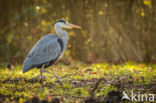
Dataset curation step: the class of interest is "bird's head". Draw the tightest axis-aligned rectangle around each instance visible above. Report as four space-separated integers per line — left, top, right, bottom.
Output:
54 19 81 29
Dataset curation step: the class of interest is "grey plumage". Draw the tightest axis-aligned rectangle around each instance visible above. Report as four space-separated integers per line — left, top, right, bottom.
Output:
23 34 62 73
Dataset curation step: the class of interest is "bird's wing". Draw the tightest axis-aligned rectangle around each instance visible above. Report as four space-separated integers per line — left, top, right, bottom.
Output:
23 34 61 70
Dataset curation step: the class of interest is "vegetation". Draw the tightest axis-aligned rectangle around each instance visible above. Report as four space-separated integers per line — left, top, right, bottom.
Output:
0 62 155 102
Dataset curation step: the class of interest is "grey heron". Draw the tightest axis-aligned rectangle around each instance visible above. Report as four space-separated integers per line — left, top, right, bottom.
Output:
22 19 81 84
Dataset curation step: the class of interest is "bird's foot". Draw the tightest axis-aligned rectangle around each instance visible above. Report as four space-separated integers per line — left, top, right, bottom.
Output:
54 75 63 86
52 67 63 86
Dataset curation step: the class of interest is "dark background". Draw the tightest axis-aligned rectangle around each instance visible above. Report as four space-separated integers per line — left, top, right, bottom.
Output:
0 0 155 65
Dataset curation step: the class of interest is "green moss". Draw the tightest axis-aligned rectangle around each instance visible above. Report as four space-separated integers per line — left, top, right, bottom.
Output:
0 62 155 102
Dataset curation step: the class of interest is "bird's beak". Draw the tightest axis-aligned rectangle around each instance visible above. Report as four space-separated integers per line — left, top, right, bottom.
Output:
68 23 81 29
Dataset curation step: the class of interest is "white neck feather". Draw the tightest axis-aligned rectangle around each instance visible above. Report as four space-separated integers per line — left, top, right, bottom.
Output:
54 24 68 52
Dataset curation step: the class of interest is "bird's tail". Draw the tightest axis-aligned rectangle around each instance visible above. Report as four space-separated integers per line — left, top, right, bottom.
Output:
22 57 33 73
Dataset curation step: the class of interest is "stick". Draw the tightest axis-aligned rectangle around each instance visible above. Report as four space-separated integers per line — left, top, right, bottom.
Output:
89 78 104 100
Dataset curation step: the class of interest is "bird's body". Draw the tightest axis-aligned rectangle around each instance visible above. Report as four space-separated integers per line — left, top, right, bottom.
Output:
23 34 67 73
22 19 81 84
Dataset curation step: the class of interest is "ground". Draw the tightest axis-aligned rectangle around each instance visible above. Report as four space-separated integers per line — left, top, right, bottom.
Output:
0 62 156 103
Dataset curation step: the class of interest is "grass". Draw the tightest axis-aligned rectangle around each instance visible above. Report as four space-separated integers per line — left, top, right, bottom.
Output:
0 62 156 103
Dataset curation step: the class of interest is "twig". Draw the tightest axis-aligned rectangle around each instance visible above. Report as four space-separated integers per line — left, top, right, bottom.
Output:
89 78 104 100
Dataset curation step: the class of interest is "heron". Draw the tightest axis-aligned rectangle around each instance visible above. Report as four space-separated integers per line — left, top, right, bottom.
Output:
22 19 81 84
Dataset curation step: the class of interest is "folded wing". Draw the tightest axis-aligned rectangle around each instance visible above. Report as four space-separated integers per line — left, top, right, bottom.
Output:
23 34 61 73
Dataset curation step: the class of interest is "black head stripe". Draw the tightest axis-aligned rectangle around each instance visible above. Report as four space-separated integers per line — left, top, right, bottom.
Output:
55 19 66 24
58 19 66 23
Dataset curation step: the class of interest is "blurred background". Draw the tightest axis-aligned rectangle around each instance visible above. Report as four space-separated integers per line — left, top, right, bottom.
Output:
0 0 155 65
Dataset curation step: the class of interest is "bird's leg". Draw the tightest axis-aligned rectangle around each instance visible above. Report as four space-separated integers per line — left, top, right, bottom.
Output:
40 64 45 83
52 66 63 86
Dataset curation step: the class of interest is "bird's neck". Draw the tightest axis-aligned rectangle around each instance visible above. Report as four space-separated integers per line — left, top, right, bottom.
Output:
54 27 68 46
